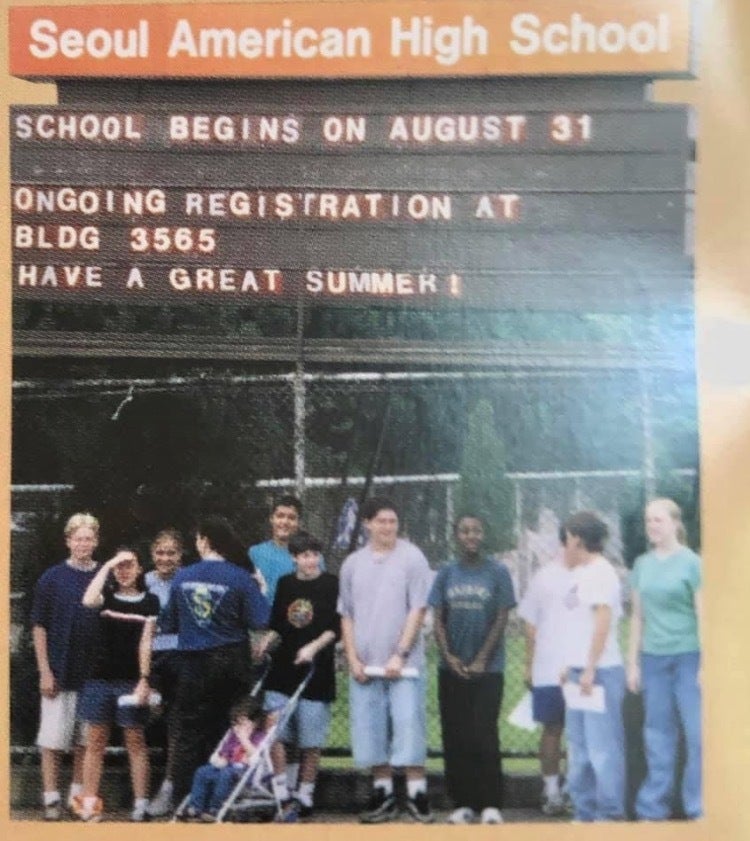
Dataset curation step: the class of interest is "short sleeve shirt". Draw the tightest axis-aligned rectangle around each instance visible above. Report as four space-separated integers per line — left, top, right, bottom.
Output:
30 561 100 690
249 541 326 606
428 558 516 672
266 572 340 701
517 561 576 685
630 547 701 654
562 556 623 669
90 590 161 682
337 538 432 671
145 570 179 652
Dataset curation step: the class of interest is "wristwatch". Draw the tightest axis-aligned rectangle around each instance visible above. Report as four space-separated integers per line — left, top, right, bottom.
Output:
396 646 410 659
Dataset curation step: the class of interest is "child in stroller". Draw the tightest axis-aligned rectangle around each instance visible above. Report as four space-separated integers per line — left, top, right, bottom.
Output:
180 696 265 822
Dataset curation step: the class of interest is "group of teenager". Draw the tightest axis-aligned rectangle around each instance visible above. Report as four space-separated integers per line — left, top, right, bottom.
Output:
30 492 702 824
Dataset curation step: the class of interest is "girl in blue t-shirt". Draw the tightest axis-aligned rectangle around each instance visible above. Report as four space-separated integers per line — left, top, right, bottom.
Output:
428 514 516 825
627 498 702 820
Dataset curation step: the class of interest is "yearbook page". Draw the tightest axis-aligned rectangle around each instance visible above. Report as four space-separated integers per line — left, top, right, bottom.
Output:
1 1 748 839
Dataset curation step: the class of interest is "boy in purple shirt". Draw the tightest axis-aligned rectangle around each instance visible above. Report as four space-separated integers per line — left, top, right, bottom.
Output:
338 497 433 824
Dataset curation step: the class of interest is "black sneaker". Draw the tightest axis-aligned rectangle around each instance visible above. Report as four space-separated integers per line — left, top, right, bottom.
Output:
405 791 434 823
360 789 398 823
274 799 300 823
296 802 314 820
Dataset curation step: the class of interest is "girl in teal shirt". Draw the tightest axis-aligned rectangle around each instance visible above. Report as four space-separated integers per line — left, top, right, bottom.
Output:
627 498 702 820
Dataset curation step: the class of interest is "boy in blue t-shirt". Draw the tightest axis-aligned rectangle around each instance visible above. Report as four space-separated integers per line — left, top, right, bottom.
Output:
31 513 101 820
249 495 306 605
428 514 516 825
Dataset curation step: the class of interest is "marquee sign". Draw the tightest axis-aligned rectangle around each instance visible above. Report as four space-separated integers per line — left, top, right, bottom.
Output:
9 1 695 310
10 100 693 308
9 0 694 80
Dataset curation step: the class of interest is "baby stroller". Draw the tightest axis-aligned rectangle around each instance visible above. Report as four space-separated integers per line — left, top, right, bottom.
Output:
172 660 315 823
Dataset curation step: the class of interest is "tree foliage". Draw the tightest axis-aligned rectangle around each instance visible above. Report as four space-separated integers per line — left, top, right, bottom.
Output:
455 399 516 552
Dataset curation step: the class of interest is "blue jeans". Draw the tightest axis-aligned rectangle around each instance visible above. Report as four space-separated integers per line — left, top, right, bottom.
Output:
349 675 427 768
188 763 244 813
636 651 702 820
565 665 626 821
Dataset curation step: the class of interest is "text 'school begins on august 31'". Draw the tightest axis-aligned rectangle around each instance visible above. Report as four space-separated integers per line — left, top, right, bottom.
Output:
13 111 598 147
26 12 674 66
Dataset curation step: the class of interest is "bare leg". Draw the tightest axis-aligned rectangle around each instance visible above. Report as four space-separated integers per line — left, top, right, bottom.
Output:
405 765 425 781
540 723 564 776
123 727 150 800
41 748 61 795
72 744 86 785
298 748 320 784
82 723 111 798
271 740 287 775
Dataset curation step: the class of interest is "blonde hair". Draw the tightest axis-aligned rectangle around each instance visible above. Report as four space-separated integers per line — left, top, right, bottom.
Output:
151 527 184 552
647 497 687 545
64 512 100 537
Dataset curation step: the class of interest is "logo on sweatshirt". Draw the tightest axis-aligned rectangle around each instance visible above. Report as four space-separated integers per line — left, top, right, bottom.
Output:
181 581 229 627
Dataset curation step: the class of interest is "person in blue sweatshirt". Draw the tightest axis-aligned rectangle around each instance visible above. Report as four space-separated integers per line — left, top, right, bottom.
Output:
159 516 270 800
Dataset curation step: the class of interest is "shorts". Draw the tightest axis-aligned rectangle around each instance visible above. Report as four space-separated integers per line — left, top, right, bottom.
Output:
532 685 566 725
263 690 331 750
36 691 88 750
349 675 427 768
77 679 150 729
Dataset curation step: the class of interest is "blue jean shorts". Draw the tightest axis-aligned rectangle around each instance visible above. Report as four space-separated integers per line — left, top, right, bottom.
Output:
263 690 331 750
349 675 427 768
532 685 566 725
77 679 150 728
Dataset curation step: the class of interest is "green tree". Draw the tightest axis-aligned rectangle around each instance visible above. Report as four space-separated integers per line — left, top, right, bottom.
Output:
455 399 516 552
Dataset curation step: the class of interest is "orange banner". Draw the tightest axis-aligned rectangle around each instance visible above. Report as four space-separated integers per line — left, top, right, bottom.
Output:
9 0 693 79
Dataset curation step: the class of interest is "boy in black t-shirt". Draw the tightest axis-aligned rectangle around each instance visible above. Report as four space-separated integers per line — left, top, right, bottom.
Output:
259 532 340 821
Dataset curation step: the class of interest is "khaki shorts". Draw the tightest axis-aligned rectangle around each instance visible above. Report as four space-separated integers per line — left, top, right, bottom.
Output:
36 692 87 751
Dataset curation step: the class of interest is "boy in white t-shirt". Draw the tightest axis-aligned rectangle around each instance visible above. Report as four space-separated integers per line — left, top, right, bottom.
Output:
518 556 575 815
559 511 625 823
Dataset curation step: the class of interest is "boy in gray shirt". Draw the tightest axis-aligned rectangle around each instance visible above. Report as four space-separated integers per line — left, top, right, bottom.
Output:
338 496 434 823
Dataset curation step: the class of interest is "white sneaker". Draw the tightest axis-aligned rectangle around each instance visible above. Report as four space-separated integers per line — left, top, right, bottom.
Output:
448 807 476 824
43 801 62 821
541 792 566 816
146 781 174 817
480 807 503 824
131 801 150 822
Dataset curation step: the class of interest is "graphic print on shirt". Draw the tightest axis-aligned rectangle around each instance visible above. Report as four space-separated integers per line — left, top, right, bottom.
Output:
180 581 229 627
446 582 492 611
564 583 580 610
287 598 314 628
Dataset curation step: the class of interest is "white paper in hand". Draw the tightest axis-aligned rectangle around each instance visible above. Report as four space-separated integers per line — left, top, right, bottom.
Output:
562 681 606 713
507 691 538 732
363 666 419 678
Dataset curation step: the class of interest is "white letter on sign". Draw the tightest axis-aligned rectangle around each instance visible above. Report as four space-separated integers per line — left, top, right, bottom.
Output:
29 19 59 59
509 13 540 56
